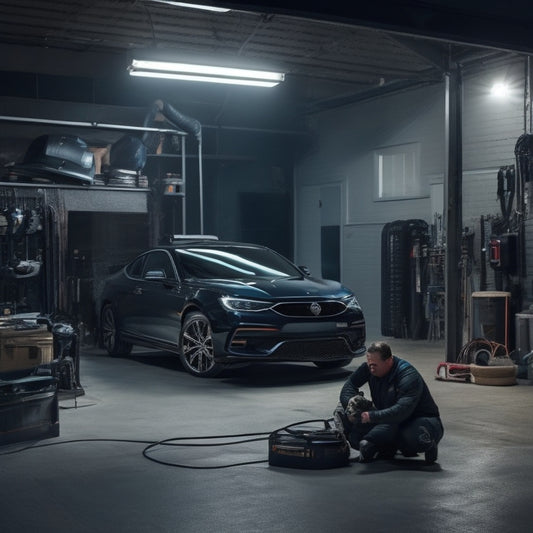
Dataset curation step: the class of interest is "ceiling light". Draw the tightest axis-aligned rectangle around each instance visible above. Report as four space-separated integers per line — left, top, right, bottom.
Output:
490 81 511 98
149 1 231 12
128 59 285 87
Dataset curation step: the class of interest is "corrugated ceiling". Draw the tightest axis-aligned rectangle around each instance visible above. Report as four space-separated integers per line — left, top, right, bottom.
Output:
0 0 520 117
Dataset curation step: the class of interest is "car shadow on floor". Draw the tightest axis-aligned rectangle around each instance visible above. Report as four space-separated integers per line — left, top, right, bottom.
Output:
120 349 352 387
125 351 183 372
222 363 352 387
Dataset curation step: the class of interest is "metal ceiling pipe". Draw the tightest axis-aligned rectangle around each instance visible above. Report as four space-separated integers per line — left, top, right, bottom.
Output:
0 115 185 135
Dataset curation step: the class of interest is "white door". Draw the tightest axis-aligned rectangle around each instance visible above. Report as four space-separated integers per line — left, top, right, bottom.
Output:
296 183 342 279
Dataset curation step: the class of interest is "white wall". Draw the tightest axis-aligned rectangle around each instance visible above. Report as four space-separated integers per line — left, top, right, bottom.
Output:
295 83 445 335
294 57 528 337
462 59 524 224
462 61 524 172
462 60 526 295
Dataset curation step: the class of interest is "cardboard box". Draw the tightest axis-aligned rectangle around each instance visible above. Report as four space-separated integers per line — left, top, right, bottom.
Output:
0 326 53 372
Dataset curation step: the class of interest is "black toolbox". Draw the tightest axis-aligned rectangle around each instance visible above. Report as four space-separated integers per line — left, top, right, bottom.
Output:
0 375 59 445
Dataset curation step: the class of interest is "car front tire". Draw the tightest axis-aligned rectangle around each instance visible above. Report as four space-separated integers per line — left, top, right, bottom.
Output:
179 312 223 377
101 304 133 356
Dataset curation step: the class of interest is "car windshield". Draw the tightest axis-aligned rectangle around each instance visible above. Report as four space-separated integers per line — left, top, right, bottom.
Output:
174 246 302 280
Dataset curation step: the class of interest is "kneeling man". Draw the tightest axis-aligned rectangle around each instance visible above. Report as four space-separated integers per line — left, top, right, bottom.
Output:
339 341 444 464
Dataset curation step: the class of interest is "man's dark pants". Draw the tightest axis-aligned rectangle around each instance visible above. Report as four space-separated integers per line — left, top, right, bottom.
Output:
348 416 444 455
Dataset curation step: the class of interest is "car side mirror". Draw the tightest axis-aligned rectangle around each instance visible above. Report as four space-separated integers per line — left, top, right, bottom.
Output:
298 266 311 276
145 269 166 280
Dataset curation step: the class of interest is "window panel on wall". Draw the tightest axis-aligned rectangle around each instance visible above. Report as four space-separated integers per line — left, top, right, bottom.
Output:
374 143 423 200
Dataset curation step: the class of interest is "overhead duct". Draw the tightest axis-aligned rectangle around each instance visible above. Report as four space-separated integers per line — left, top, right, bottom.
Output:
143 99 201 143
143 100 204 234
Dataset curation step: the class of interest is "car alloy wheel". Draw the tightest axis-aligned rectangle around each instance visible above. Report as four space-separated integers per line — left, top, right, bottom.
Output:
101 304 132 356
179 312 222 377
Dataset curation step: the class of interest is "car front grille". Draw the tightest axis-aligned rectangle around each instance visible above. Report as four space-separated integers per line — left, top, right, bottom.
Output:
272 301 346 317
225 320 365 361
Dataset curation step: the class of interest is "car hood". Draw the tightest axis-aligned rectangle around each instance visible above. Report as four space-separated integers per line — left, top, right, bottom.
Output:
191 277 351 299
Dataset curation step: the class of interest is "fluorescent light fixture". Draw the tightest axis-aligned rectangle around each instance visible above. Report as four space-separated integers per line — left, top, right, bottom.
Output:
149 1 231 12
128 59 285 87
490 81 511 98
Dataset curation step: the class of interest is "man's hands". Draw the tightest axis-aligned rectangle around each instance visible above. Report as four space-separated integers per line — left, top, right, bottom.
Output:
348 411 370 424
360 411 371 424
347 411 371 424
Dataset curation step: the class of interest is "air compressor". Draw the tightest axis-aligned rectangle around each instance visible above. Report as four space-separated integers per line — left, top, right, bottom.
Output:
268 419 350 469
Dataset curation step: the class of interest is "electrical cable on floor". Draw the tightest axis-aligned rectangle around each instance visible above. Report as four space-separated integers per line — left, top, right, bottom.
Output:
0 419 337 469
0 433 272 467
60 403 97 410
0 438 155 455
0 434 271 468
142 431 272 469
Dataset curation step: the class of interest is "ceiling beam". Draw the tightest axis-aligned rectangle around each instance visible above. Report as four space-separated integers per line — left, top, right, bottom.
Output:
305 78 441 114
387 35 449 72
207 1 533 55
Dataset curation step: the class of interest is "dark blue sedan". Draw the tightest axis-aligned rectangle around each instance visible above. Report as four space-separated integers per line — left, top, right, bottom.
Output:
98 238 366 377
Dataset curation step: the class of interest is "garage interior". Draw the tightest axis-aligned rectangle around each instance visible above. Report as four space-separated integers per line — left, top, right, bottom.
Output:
1 1 533 532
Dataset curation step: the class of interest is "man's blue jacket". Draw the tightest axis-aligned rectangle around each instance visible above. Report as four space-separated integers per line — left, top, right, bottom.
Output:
340 356 440 425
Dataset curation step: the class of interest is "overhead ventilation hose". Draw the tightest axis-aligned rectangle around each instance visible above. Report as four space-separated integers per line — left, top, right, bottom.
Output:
143 99 201 142
142 99 204 234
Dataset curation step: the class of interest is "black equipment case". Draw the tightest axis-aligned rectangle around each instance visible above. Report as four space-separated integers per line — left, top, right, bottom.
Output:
269 420 350 469
0 375 59 445
19 134 95 184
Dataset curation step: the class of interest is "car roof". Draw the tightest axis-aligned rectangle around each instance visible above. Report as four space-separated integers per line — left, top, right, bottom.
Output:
156 239 268 250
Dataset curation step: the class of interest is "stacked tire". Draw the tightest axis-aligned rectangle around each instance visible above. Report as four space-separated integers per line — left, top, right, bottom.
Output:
381 219 428 339
470 363 517 386
381 220 409 338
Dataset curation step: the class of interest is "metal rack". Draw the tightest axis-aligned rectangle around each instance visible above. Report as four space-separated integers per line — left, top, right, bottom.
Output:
0 114 193 233
0 114 205 329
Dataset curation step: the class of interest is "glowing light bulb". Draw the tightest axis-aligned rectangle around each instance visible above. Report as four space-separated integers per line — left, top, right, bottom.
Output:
490 82 511 98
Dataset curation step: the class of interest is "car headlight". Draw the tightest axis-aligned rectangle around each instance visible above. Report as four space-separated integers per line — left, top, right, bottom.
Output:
219 296 273 312
343 294 360 309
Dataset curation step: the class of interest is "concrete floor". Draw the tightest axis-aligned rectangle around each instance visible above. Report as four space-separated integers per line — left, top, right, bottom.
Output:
1 335 533 533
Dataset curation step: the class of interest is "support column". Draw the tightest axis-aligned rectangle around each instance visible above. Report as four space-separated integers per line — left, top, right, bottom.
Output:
444 64 463 362
525 56 531 135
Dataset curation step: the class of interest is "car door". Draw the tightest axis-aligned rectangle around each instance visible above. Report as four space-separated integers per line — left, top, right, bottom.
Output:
115 253 146 336
128 250 184 344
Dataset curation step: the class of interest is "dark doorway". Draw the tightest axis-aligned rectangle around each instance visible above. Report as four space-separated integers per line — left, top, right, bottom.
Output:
239 192 292 259
321 225 340 281
67 212 149 340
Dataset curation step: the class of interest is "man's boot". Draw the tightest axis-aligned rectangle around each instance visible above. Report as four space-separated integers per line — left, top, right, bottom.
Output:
358 439 378 462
